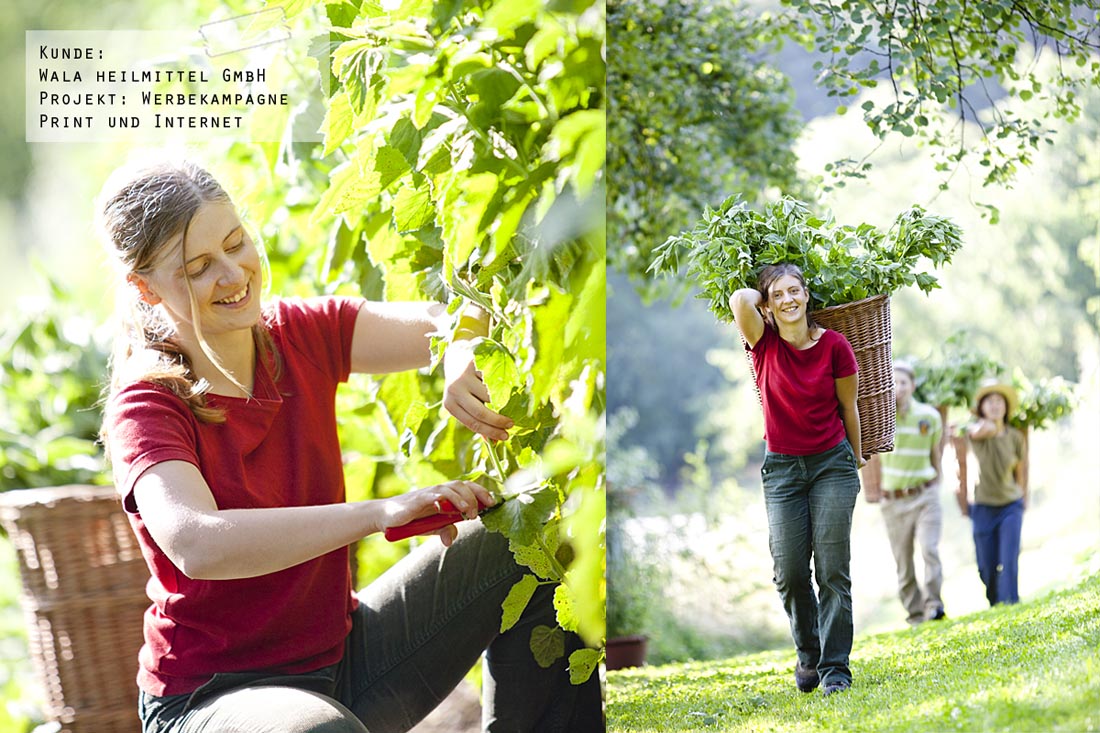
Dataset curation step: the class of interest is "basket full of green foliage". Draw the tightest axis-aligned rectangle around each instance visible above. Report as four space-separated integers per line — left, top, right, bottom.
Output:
650 195 963 455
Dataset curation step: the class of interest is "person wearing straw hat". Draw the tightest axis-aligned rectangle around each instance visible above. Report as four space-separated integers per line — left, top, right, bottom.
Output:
730 263 863 698
954 378 1028 606
860 360 947 626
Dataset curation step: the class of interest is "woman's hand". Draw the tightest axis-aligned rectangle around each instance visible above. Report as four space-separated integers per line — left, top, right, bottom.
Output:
378 480 496 547
443 341 514 441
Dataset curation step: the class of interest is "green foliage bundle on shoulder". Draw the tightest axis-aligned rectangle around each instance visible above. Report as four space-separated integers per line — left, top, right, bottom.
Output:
1009 372 1077 432
912 335 1077 431
913 334 1004 409
648 195 963 322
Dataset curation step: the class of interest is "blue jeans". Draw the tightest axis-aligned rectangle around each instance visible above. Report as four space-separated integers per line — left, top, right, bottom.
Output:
761 439 859 686
138 524 603 732
970 499 1024 606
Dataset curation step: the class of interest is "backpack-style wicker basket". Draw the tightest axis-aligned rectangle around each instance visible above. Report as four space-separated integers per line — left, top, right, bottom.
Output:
744 294 896 455
0 485 148 733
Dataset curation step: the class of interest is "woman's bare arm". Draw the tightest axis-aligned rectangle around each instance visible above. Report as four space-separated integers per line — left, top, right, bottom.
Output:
133 460 493 580
835 372 863 465
729 289 766 348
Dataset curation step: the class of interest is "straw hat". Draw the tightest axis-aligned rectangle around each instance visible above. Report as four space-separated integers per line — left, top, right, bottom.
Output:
973 378 1018 417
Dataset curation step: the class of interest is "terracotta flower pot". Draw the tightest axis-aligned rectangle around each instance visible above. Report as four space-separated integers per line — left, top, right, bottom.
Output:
606 635 648 670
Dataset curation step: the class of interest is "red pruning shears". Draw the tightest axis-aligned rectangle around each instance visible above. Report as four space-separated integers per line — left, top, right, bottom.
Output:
382 472 543 542
383 495 500 542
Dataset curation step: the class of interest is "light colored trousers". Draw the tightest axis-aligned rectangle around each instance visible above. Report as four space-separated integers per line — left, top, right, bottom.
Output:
880 483 945 625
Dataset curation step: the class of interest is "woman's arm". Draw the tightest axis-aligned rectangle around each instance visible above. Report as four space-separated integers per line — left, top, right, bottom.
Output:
834 373 863 466
860 453 883 503
952 435 970 516
350 301 512 440
729 289 766 348
966 418 999 440
349 301 445 374
1016 431 1029 507
132 461 495 580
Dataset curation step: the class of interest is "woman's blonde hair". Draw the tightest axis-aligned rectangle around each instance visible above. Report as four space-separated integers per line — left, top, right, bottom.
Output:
97 158 280 428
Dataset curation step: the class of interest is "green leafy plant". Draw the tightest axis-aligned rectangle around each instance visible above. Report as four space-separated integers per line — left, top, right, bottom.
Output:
295 0 606 682
1009 371 1077 432
649 195 963 322
607 0 804 285
912 335 1076 431
913 333 1005 409
0 277 110 492
779 0 1100 214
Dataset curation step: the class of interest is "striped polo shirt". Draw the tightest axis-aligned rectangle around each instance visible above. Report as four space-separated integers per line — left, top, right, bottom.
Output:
881 400 941 490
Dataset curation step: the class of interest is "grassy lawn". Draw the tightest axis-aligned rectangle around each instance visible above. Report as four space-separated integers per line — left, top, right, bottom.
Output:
607 571 1100 732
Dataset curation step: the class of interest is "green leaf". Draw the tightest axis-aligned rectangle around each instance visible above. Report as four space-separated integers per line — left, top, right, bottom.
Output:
388 117 424 167
553 582 577 632
469 68 523 108
529 624 565 669
546 110 605 196
525 18 566 70
322 90 354 156
313 152 384 223
473 339 521 409
483 0 541 37
440 172 498 284
392 182 435 233
375 146 412 190
511 527 561 580
530 287 572 407
568 648 601 685
481 485 558 545
500 574 539 632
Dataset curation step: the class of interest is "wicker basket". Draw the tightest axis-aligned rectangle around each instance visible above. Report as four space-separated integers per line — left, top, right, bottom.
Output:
743 294 895 455
0 485 149 733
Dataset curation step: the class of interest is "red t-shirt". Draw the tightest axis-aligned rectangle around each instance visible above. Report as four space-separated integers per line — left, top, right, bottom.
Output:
749 326 858 455
104 296 364 697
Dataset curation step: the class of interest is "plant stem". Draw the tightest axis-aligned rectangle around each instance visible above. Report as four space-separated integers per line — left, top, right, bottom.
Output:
483 435 509 486
536 533 567 581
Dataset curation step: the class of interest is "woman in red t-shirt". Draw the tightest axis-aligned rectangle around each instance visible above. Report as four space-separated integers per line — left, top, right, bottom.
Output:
730 263 863 698
96 158 601 732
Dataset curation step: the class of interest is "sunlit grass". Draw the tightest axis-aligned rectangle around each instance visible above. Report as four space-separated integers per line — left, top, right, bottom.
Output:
607 571 1100 732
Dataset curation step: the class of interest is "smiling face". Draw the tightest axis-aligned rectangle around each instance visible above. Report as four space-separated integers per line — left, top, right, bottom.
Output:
131 201 262 348
894 368 915 409
978 391 1008 422
764 274 810 327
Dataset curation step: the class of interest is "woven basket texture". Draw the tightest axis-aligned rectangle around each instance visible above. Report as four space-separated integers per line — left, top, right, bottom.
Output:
0 485 148 733
743 294 896 455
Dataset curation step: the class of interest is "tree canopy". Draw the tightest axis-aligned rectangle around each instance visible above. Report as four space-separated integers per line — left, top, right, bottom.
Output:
607 0 804 284
780 0 1100 215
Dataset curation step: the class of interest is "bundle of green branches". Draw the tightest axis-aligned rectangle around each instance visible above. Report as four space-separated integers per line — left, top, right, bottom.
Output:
648 195 963 322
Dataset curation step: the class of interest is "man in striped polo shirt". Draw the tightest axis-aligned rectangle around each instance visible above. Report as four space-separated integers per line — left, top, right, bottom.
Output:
861 361 947 626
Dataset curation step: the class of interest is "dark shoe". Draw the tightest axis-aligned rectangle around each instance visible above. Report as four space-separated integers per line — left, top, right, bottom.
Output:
926 605 946 621
823 679 851 697
794 661 819 693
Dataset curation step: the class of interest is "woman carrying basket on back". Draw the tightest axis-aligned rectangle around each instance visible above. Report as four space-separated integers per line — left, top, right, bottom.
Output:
729 263 864 697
